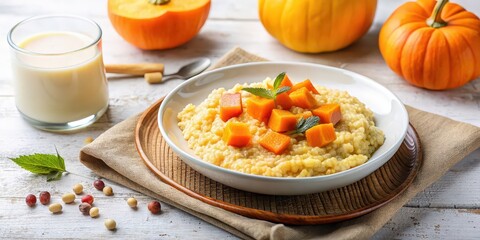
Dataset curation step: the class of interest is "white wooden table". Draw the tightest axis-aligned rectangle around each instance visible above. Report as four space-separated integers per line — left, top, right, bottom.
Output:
1 0 479 239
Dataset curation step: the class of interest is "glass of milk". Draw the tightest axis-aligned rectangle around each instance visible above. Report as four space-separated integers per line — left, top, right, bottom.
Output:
7 15 109 131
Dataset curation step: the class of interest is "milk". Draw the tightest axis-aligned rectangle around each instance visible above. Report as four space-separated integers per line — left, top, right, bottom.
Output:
11 31 108 124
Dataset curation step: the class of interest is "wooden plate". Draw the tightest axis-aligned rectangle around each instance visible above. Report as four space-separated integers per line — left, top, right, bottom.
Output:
135 99 423 225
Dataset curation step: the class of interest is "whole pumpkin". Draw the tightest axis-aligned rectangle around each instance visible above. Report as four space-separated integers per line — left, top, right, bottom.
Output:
379 0 480 90
258 0 377 53
108 0 210 50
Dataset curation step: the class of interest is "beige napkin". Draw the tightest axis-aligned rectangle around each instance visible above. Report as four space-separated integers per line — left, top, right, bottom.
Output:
80 48 480 240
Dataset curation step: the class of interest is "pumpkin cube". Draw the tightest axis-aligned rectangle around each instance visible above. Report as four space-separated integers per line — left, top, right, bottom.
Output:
223 122 252 147
305 123 336 147
289 87 317 109
246 96 275 122
259 131 291 155
220 93 243 122
312 104 342 125
275 92 294 110
268 109 297 132
267 74 294 91
278 74 294 93
291 79 319 94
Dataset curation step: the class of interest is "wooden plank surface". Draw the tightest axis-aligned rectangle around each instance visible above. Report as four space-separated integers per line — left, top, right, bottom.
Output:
0 0 479 239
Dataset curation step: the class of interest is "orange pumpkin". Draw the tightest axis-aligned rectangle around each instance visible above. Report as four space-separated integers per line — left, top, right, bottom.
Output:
258 0 377 53
108 0 210 50
379 0 480 90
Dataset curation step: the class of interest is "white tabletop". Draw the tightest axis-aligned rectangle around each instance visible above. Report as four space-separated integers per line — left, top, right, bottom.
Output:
0 0 479 239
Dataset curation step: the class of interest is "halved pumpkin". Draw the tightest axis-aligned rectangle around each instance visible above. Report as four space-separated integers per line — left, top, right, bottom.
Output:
108 0 211 50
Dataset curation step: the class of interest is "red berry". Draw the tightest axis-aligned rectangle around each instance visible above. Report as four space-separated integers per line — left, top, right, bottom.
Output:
25 194 36 207
148 200 161 214
93 179 105 191
39 191 51 205
81 195 94 205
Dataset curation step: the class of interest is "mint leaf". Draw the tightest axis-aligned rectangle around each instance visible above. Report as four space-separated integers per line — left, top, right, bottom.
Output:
242 87 275 99
55 147 65 170
9 153 67 181
294 116 320 134
273 72 286 90
275 86 291 95
47 171 63 182
242 72 291 106
297 118 306 129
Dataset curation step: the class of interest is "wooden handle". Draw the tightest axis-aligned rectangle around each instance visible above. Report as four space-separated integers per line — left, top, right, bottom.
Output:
144 72 163 84
105 63 164 75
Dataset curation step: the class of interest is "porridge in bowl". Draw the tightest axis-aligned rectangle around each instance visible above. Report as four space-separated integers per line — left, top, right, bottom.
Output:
177 73 384 177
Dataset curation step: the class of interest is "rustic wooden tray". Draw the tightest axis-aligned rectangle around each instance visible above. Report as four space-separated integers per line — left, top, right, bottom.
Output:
135 99 422 225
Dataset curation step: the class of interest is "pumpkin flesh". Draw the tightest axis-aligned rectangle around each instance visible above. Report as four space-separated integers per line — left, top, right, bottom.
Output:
108 0 210 50
109 0 208 18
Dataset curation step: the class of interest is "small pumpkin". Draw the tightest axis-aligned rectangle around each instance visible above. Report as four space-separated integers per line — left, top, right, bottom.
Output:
108 0 210 50
379 0 480 90
258 0 377 53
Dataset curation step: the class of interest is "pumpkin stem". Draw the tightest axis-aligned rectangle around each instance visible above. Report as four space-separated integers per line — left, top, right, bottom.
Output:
427 0 449 28
149 0 170 5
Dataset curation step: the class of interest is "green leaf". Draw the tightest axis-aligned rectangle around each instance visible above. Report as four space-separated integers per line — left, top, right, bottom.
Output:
55 147 65 170
273 72 286 90
9 153 67 181
275 86 291 95
295 116 320 134
296 117 306 130
242 72 290 106
47 171 63 182
242 87 275 99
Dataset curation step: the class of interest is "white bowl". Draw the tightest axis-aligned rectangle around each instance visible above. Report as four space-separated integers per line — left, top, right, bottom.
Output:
158 62 408 195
